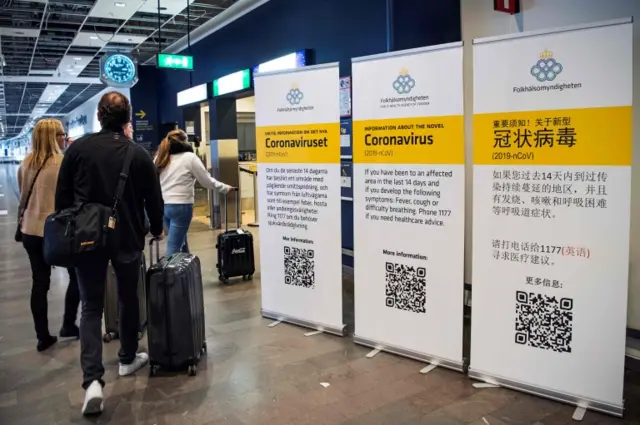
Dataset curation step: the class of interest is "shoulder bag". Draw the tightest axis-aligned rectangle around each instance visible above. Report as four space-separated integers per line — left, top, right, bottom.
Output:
15 156 50 242
43 144 135 267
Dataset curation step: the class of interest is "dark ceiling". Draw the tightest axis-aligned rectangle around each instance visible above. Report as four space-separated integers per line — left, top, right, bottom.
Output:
0 0 237 139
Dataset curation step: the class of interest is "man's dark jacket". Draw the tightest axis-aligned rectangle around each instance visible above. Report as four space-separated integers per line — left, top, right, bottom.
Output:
55 129 164 252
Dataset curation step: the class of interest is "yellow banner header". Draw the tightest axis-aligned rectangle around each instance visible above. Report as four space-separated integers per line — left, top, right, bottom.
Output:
353 115 464 164
256 122 340 164
474 106 632 166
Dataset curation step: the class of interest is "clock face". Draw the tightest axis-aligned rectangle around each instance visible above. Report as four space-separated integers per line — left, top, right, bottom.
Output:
102 54 136 85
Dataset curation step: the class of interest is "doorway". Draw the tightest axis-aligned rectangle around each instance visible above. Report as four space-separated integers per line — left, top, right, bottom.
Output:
236 95 258 225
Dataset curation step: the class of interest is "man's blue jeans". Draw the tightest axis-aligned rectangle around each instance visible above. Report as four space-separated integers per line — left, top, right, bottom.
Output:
163 204 194 255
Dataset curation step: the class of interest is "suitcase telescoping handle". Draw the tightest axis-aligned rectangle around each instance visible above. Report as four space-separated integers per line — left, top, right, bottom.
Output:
223 188 240 232
149 237 161 265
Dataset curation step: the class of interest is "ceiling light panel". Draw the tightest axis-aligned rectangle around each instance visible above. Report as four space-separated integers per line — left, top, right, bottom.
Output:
72 32 110 48
71 32 147 47
138 0 196 16
111 33 149 44
56 55 93 77
89 0 144 20
28 70 57 76
0 27 40 38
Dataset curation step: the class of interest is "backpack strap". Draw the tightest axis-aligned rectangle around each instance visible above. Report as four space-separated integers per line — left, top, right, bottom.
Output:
18 156 51 223
111 143 135 215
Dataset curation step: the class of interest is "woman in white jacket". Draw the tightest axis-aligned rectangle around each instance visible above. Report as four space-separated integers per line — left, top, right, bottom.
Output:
155 129 235 255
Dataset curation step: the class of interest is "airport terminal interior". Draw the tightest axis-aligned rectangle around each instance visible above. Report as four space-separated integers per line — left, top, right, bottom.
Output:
3 0 640 424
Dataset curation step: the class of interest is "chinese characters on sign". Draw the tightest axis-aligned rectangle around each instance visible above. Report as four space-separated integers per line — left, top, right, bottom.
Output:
492 169 608 218
493 116 577 151
470 19 632 413
525 276 563 289
491 238 591 267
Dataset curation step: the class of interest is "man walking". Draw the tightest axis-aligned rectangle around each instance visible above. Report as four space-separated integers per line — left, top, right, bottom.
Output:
55 91 164 415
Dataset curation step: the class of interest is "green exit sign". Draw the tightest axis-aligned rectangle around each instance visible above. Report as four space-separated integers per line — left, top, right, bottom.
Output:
213 69 251 96
157 54 193 70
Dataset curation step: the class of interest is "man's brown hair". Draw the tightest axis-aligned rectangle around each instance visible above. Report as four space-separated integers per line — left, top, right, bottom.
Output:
97 91 132 131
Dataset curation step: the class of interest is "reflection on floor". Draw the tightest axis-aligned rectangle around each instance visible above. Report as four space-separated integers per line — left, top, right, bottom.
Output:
1 170 640 423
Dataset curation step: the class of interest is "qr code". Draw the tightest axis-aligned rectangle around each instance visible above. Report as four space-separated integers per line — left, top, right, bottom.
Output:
515 291 573 353
284 246 315 288
385 262 427 314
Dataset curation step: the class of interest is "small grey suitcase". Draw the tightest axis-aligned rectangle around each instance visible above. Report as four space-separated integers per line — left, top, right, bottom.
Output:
103 253 148 343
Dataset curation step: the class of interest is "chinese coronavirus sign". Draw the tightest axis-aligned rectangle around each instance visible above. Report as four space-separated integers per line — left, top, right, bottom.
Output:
470 19 632 416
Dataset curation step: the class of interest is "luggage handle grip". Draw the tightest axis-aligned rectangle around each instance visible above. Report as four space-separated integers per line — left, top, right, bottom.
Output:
149 237 161 264
223 188 240 232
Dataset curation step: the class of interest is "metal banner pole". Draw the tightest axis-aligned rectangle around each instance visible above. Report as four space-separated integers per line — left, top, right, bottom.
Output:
248 170 259 227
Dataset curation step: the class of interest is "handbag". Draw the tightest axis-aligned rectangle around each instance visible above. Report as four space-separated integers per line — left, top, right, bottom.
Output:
43 144 135 267
15 156 50 242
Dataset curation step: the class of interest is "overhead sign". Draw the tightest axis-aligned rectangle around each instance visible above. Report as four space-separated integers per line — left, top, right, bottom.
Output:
177 83 208 107
213 69 251 97
252 50 307 76
470 18 632 416
135 110 146 119
157 53 194 70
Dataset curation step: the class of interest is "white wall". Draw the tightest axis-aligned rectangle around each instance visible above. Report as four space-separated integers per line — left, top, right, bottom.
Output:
461 0 640 328
236 96 255 113
63 88 131 138
235 96 256 203
199 102 209 143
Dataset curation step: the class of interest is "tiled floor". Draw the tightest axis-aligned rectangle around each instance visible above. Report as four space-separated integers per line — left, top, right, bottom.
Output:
1 163 640 424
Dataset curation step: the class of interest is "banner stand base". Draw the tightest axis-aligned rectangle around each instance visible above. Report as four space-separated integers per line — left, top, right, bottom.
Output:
262 309 346 337
354 335 464 372
468 368 623 418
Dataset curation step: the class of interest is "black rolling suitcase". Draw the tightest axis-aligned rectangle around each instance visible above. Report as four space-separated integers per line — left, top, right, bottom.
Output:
103 253 147 343
146 238 206 376
216 190 255 283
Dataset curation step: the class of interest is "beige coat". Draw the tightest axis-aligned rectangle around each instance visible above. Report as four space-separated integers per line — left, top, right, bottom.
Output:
18 154 64 237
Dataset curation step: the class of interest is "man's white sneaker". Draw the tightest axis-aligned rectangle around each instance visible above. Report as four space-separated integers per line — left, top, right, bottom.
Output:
119 352 149 376
81 380 104 416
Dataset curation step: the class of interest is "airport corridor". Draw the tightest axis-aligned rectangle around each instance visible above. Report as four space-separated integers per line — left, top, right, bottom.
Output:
0 162 640 425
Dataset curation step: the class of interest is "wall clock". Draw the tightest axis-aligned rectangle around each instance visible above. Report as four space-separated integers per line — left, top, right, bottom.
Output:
100 53 138 88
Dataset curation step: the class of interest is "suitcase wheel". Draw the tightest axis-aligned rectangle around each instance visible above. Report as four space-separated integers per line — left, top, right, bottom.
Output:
188 365 197 376
219 275 228 284
103 332 117 343
149 364 159 377
242 274 253 281
202 342 207 354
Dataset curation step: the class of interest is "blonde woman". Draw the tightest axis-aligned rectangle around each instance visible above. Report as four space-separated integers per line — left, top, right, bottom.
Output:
18 118 80 352
155 129 234 255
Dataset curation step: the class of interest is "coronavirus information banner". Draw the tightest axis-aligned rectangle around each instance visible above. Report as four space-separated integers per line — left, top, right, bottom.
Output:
254 63 344 335
470 19 632 415
352 43 465 369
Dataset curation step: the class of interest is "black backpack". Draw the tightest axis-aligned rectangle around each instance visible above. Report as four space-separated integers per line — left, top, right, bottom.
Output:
43 144 135 267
